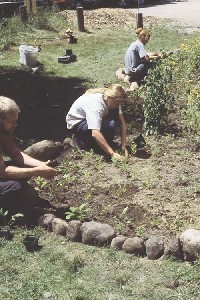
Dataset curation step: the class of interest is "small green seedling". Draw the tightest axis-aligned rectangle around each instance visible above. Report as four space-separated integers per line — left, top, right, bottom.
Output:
65 203 91 222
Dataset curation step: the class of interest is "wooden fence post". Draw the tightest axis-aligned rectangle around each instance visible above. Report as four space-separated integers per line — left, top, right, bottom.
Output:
136 13 143 29
31 0 37 14
76 6 85 32
19 5 28 22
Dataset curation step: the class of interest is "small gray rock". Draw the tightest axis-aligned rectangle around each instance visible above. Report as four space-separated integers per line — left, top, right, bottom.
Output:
110 235 127 250
122 237 146 256
38 214 55 231
52 218 68 236
66 220 82 242
180 229 200 261
163 237 183 260
164 279 179 289
146 235 164 260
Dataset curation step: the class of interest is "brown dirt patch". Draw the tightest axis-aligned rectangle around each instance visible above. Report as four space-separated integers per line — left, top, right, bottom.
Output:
30 134 200 238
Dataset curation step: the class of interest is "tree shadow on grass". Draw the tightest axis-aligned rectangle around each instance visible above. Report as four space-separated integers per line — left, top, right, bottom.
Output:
0 66 91 143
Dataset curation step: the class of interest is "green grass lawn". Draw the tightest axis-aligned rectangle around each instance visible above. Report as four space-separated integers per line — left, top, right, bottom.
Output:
1 227 200 300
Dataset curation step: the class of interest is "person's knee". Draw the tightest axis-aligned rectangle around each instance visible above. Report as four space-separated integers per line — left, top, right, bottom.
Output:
110 120 116 129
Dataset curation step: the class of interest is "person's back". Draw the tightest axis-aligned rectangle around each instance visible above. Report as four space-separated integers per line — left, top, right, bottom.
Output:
66 93 107 131
124 40 147 75
124 28 160 83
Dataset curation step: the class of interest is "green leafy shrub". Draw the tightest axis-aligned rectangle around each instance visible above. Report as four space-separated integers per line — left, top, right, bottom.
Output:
143 60 174 134
143 36 200 136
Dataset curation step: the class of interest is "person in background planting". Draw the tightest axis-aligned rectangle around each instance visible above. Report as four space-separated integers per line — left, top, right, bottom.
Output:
0 96 57 219
124 28 160 84
66 84 128 160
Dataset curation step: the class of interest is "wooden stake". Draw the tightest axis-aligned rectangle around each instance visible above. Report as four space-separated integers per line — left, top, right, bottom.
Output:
19 5 28 22
136 13 143 29
76 6 85 32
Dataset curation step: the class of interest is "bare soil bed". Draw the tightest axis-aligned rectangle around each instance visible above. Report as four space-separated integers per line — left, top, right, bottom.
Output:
35 131 199 239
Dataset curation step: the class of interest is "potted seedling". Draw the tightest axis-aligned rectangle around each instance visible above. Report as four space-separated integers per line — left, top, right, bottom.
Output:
0 208 23 240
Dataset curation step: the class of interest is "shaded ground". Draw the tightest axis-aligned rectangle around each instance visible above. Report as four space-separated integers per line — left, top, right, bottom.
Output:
0 67 87 141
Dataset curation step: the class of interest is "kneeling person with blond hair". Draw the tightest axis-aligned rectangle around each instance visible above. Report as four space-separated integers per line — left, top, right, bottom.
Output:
66 84 128 160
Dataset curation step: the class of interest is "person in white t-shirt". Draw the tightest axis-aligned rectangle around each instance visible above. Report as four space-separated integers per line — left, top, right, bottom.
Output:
124 28 160 83
66 84 128 160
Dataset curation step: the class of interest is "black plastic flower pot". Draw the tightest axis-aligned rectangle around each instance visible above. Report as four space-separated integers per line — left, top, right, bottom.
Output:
23 235 39 252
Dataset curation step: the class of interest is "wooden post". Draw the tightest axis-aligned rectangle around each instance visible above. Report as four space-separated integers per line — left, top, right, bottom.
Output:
19 5 28 22
136 13 143 29
76 6 85 32
24 0 31 13
31 0 37 13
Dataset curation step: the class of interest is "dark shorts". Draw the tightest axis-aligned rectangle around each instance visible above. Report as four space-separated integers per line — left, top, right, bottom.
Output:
0 175 39 217
71 108 119 151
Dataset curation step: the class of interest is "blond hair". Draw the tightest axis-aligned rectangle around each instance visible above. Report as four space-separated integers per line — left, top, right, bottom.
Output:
104 84 126 100
135 28 151 39
0 96 20 119
85 84 126 101
85 87 106 94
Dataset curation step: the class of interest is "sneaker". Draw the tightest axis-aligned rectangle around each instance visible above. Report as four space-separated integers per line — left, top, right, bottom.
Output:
134 134 146 149
124 75 131 86
58 55 76 64
70 135 85 151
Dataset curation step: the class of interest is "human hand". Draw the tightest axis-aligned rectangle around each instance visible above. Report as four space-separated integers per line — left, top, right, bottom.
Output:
112 152 124 161
121 146 129 158
35 163 58 179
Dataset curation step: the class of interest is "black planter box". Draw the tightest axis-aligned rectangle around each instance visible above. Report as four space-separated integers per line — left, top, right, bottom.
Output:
23 235 39 252
0 227 12 240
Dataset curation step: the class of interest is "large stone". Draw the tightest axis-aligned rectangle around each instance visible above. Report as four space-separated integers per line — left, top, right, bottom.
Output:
24 140 64 161
145 235 164 260
52 218 68 236
122 237 146 256
110 235 127 250
180 229 200 261
66 220 82 242
80 221 116 246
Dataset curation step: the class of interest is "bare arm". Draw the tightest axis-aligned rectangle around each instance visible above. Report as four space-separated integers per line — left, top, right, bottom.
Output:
92 129 123 160
0 162 57 179
119 114 128 157
145 52 160 62
0 151 57 179
14 151 49 167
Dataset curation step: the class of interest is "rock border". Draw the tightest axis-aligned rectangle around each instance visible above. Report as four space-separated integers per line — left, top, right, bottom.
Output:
38 214 200 262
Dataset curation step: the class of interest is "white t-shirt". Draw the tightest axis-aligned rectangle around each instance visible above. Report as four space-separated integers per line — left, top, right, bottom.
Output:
66 93 122 130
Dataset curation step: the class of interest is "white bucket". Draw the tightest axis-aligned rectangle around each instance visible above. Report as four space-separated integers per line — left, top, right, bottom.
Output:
19 45 39 67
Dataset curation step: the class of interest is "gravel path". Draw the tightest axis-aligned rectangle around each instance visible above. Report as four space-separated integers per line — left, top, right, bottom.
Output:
137 0 200 33
63 1 200 33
